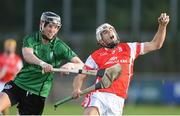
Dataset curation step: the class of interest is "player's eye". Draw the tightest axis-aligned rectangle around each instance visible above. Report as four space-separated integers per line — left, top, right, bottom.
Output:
109 28 113 32
102 30 109 34
48 24 59 29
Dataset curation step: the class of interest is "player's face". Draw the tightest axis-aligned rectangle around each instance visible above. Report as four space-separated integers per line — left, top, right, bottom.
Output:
100 27 118 46
5 44 16 54
43 23 60 40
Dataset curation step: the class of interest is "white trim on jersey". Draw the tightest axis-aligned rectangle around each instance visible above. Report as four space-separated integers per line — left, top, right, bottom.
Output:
140 43 145 55
85 55 99 69
126 43 136 94
127 42 137 60
0 82 5 91
128 42 145 56
126 56 134 94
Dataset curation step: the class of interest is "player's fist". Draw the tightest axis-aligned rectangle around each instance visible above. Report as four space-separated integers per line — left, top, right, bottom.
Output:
40 61 53 73
60 62 75 75
158 13 170 26
72 89 82 99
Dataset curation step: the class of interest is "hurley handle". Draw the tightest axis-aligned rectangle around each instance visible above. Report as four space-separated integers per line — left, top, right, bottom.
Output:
54 85 95 109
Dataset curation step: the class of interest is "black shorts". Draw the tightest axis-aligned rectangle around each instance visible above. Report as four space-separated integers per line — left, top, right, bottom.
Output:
2 81 46 115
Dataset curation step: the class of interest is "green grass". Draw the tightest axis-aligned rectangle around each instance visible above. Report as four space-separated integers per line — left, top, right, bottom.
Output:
123 104 180 115
9 104 180 115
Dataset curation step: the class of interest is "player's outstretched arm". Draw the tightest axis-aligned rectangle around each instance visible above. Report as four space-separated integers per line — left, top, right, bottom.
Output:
143 13 170 54
72 74 88 98
22 47 53 72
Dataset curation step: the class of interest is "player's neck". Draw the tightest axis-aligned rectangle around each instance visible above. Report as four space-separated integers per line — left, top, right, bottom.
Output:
4 52 15 57
42 39 50 44
104 47 116 51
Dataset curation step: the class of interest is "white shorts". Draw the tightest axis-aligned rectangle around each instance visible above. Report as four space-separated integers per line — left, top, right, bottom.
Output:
82 92 125 116
0 82 5 92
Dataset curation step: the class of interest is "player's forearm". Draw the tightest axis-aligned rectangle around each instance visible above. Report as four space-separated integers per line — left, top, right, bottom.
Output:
143 13 169 54
71 56 84 69
22 51 45 66
151 25 167 49
73 62 84 69
73 74 86 91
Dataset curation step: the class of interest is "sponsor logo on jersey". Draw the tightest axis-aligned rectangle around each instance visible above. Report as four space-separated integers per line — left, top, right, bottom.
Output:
105 56 128 65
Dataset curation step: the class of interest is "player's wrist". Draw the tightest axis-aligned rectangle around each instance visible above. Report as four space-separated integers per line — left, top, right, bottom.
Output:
70 63 75 69
39 61 47 67
159 23 167 26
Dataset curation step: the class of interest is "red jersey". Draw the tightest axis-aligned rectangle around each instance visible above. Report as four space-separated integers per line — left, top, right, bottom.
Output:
0 53 22 83
84 42 144 99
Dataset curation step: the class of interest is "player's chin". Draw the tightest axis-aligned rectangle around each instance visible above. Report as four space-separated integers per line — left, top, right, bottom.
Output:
47 36 54 40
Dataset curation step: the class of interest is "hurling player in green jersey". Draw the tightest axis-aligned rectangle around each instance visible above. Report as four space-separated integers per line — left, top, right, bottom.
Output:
0 12 84 115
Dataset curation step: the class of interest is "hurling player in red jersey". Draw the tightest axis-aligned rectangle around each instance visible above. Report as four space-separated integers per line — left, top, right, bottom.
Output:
72 13 169 115
0 39 22 115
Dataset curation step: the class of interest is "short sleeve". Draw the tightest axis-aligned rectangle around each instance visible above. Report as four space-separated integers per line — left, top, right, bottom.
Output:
56 42 77 61
84 55 98 69
127 42 144 59
22 35 34 48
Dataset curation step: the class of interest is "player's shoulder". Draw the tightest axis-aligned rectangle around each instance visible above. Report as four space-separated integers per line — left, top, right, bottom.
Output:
53 37 70 48
91 47 104 55
15 54 22 61
89 47 107 59
118 42 138 50
117 42 129 51
0 53 4 59
118 42 130 47
54 37 64 44
23 31 40 42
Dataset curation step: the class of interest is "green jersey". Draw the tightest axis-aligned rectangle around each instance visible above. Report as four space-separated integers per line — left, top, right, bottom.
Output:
14 32 77 97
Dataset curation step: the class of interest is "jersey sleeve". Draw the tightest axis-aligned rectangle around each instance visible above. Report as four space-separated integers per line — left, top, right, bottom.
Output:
56 41 77 61
127 42 144 59
22 35 34 48
84 55 98 70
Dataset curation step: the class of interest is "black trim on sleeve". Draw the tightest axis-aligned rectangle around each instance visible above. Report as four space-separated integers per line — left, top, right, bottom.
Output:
78 69 82 74
96 69 105 77
95 82 102 90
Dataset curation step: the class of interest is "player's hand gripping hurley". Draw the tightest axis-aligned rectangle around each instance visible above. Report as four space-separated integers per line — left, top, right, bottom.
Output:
42 64 116 77
54 64 122 109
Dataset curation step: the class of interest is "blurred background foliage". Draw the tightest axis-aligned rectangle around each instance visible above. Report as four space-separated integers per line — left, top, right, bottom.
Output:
1 0 180 114
0 0 179 72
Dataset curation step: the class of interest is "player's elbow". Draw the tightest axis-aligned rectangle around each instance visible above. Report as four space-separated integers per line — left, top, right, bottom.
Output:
22 48 34 62
22 52 28 61
155 43 163 50
156 43 163 50
151 41 163 50
22 51 29 62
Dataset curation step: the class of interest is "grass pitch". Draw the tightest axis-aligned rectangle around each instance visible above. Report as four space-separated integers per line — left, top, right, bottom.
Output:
9 103 180 115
